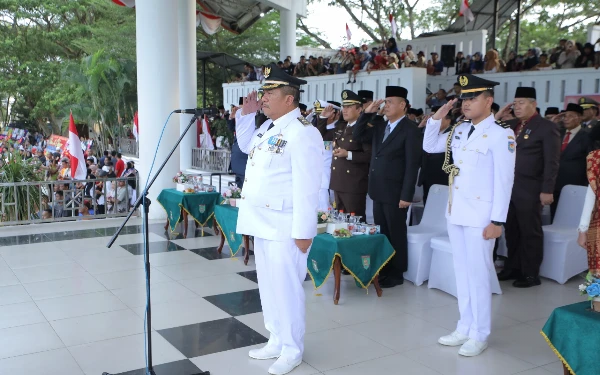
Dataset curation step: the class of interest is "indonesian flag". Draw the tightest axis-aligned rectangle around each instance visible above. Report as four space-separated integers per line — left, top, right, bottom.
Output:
389 14 398 36
459 0 475 23
68 112 87 180
111 0 135 7
346 23 352 41
133 111 139 141
198 115 215 150
196 11 222 35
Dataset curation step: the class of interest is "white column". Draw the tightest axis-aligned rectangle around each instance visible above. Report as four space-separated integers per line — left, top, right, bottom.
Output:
136 0 180 219
279 8 297 61
178 0 197 171
588 24 600 50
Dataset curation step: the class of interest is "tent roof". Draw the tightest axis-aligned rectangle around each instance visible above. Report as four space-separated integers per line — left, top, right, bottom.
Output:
198 0 273 34
197 51 249 73
442 0 519 34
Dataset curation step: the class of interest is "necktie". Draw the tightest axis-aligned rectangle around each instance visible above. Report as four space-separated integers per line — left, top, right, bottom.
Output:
467 125 475 139
267 123 274 131
561 131 571 152
382 123 391 142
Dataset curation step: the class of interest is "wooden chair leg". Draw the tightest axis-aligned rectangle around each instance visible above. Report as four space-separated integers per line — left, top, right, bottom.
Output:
243 235 250 265
333 256 341 305
164 219 169 231
563 364 569 375
373 274 383 297
182 210 188 238
213 218 220 236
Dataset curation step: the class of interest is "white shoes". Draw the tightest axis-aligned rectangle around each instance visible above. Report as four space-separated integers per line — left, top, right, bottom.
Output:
248 344 281 360
458 339 488 357
268 357 302 375
438 330 469 346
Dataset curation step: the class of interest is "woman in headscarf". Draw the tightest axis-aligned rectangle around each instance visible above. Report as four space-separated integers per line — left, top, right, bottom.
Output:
575 43 596 68
386 37 399 55
558 40 581 69
483 49 500 73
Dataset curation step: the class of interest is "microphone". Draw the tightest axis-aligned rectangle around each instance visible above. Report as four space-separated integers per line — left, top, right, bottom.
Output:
174 108 219 116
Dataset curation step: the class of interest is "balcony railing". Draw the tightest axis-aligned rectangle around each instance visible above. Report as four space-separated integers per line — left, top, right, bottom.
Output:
119 137 139 158
191 148 231 174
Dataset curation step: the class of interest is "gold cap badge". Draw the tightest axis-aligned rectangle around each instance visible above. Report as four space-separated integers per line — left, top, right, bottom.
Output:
459 76 469 87
263 67 271 79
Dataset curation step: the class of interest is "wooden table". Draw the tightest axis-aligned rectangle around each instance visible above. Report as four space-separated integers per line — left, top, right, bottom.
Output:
157 189 222 238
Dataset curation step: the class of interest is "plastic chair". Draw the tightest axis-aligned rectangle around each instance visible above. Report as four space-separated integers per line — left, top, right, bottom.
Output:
540 185 588 284
404 185 449 286
428 236 502 297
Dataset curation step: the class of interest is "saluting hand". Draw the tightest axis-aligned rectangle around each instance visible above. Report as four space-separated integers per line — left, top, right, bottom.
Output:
418 114 432 128
431 98 458 121
241 91 262 116
321 105 335 118
495 103 512 121
366 99 385 114
230 106 240 118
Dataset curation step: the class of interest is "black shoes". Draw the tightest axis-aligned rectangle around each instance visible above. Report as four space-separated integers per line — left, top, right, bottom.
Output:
380 276 404 288
497 269 521 281
513 276 541 288
341 269 351 275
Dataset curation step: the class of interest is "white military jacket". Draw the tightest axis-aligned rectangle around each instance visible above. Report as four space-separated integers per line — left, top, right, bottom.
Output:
423 114 516 228
235 107 324 241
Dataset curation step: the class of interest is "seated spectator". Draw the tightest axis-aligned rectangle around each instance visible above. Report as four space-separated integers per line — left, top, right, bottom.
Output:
532 53 552 70
367 49 388 72
447 82 462 100
470 52 484 73
293 56 308 77
427 89 448 108
41 208 52 220
523 48 540 70
550 39 567 67
282 59 294 75
415 51 426 68
307 56 324 76
558 40 580 69
387 53 399 69
426 59 434 75
403 49 416 67
484 49 500 73
431 52 444 75
78 200 94 220
575 43 596 68
244 63 257 81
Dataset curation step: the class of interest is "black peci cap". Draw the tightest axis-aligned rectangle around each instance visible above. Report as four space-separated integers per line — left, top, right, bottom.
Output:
457 74 499 99
544 107 559 116
515 87 536 100
299 103 307 111
261 63 307 90
357 90 374 101
341 90 365 105
385 86 408 99
565 103 584 115
491 103 500 112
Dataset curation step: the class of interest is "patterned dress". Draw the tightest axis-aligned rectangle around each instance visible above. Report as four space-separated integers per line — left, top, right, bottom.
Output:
585 150 600 276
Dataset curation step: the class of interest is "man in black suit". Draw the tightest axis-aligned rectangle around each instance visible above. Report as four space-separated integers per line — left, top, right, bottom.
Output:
551 103 592 218
354 86 422 288
495 87 561 288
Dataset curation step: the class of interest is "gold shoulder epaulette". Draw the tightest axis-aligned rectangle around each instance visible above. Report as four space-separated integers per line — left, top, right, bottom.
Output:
495 119 510 129
298 116 311 126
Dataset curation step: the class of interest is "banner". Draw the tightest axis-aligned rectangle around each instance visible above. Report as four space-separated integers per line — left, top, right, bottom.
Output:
45 134 69 154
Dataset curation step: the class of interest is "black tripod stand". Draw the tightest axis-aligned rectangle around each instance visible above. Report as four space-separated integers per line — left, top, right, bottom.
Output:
103 112 210 375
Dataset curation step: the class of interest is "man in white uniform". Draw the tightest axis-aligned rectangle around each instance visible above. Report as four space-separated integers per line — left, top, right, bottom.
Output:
235 63 323 375
423 74 515 356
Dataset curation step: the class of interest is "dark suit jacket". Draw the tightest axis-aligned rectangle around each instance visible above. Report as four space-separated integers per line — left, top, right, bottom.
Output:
506 115 561 200
228 113 268 177
316 117 346 141
329 124 372 194
555 126 592 193
353 113 422 205
418 126 451 188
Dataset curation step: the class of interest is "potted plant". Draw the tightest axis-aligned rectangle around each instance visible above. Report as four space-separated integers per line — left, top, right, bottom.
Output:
317 210 331 234
223 184 242 206
173 171 192 192
579 272 600 312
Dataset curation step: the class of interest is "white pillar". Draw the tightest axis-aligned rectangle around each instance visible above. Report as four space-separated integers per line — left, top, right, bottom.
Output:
279 8 296 62
136 0 180 219
588 24 600 50
178 0 197 171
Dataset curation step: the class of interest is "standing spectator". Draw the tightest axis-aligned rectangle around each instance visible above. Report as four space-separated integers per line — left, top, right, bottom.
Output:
523 48 539 70
99 151 107 169
59 158 71 180
114 152 125 177
386 37 400 55
415 51 427 68
293 56 308 77
244 63 257 81
483 49 501 73
575 43 596 68
387 53 399 69
455 52 466 74
532 54 552 70
78 201 94 220
431 52 444 75
470 52 484 73
359 44 371 69
557 40 580 69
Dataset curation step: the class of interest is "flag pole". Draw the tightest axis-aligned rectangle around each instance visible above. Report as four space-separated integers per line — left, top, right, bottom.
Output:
464 14 467 34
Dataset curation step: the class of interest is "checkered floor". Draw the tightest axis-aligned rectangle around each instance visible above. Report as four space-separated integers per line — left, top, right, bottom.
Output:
0 217 576 375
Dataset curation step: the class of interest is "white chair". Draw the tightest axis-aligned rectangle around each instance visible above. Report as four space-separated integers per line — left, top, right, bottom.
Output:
428 236 502 297
540 185 588 284
404 185 449 286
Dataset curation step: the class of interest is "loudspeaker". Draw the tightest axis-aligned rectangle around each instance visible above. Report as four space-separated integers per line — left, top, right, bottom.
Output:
440 45 456 68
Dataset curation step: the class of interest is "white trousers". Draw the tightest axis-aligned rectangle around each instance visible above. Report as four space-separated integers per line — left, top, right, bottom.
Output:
254 237 309 361
447 223 495 342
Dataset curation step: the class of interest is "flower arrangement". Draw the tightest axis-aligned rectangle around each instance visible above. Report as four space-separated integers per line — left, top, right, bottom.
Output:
173 171 189 184
579 272 600 300
222 184 242 199
317 210 332 224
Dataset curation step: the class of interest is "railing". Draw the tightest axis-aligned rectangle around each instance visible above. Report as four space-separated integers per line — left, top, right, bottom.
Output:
119 137 139 158
0 176 139 226
191 148 231 174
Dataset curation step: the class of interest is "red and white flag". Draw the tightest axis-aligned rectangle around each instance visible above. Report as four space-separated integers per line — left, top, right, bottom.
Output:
111 0 135 7
459 0 475 23
345 23 352 41
198 115 215 150
389 14 398 36
132 111 139 141
196 11 222 35
68 112 87 180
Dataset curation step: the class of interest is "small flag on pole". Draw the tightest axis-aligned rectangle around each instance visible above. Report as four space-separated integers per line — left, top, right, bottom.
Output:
345 23 352 41
459 0 475 23
132 111 139 141
389 14 398 36
68 112 87 180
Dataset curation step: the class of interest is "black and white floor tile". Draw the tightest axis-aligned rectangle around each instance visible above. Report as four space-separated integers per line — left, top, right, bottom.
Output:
0 217 576 374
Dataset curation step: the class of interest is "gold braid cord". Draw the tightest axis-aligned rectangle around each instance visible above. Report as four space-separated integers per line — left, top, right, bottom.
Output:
442 122 463 214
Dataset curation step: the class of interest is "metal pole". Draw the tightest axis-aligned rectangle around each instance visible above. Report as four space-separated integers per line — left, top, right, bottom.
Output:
492 0 499 50
202 59 207 108
515 0 521 54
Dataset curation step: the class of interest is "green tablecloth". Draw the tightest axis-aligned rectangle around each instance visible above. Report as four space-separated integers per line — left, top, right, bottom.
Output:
308 233 395 290
156 189 223 232
214 204 244 257
541 301 600 375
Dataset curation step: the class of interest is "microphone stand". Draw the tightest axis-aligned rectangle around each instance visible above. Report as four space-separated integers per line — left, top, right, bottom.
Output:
103 113 210 375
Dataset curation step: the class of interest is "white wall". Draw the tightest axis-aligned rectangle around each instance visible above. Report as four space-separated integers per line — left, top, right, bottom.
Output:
223 68 428 112
427 67 600 113
259 0 307 16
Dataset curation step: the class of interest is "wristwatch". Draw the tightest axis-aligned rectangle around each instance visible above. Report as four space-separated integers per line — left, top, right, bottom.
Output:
491 221 504 226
